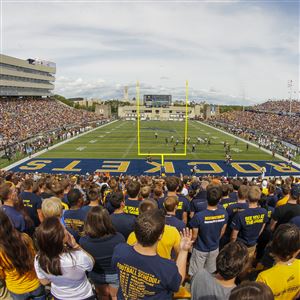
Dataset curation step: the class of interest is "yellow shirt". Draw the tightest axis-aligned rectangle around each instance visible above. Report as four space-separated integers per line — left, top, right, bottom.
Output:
0 234 40 294
127 225 181 259
256 259 300 300
276 195 290 207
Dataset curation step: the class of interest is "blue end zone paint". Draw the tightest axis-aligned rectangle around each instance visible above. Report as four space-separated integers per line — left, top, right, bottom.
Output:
8 158 300 177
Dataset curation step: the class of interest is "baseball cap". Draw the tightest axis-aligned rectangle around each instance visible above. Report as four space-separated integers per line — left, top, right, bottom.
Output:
291 185 300 199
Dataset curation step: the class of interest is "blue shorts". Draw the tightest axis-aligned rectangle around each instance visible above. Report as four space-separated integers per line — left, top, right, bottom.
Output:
89 272 119 288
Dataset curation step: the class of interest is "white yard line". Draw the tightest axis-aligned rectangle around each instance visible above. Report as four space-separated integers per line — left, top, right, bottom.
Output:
122 137 136 158
197 121 300 169
3 120 119 171
76 146 86 151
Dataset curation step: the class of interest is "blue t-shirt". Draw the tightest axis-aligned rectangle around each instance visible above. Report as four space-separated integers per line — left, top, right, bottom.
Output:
165 215 185 233
63 208 89 240
226 202 249 224
110 213 136 240
1 205 26 232
79 233 125 275
189 208 228 252
175 194 190 221
81 205 93 214
231 207 268 246
229 191 238 201
219 197 237 209
265 194 278 208
124 199 140 216
112 243 181 300
158 195 190 221
190 199 207 213
19 191 42 227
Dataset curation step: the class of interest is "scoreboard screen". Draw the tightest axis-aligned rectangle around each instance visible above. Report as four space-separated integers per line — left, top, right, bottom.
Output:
143 95 172 107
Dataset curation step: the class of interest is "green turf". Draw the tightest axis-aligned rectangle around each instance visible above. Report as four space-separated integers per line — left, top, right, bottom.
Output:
37 120 277 161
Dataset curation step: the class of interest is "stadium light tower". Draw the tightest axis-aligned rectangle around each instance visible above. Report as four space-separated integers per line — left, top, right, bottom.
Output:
288 80 293 115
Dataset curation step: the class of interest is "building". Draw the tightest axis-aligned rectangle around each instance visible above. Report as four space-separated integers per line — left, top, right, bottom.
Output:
73 98 103 107
119 104 206 120
95 103 112 119
0 54 56 97
124 86 129 101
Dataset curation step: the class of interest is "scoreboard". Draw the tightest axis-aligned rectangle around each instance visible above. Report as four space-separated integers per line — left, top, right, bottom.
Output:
143 95 172 107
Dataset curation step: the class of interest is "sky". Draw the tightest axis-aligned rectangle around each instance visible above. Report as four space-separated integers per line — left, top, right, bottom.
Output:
1 0 299 104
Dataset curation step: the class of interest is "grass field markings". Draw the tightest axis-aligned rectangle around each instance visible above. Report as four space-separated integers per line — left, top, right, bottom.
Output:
105 131 111 134
76 146 86 151
98 135 105 138
122 136 137 158
89 140 98 144
232 148 243 153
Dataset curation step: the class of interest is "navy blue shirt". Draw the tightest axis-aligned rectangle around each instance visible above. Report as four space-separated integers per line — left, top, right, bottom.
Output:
19 191 42 227
158 195 190 221
79 233 125 275
110 213 136 240
112 243 181 300
190 199 207 213
1 205 26 232
175 194 190 221
231 207 268 246
165 215 185 233
189 208 228 252
226 202 249 224
229 191 238 201
63 208 89 239
219 197 237 209
265 194 278 208
124 199 140 216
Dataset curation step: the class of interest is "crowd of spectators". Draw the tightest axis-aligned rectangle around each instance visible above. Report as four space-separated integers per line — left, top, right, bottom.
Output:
252 100 300 114
0 170 299 300
0 97 103 151
213 110 300 150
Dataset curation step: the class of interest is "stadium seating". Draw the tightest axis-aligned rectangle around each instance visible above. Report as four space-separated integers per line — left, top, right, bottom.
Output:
0 97 104 151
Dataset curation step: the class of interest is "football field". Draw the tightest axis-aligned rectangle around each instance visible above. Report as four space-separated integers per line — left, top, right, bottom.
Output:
38 120 273 161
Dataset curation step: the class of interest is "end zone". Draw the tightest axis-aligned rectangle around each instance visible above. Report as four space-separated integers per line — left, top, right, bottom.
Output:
7 158 300 177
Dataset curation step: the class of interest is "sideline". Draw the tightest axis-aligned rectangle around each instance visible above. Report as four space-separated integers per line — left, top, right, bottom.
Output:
3 120 119 171
198 121 300 169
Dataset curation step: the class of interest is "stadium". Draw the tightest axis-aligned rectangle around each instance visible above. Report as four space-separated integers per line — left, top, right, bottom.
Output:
0 2 300 300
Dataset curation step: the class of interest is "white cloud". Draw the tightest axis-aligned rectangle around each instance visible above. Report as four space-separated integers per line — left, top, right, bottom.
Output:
1 1 298 104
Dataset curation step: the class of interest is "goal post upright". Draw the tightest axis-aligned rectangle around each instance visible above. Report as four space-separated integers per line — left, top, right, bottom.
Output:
136 81 189 167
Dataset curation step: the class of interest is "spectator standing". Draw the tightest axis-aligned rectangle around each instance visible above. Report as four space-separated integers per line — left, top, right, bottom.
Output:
189 185 228 275
270 185 300 231
112 209 193 300
34 217 95 300
231 186 268 258
256 224 300 300
123 181 141 216
127 200 181 260
0 211 45 300
0 183 26 232
63 189 88 241
110 192 135 240
164 196 186 233
191 241 249 300
19 179 43 227
79 206 125 300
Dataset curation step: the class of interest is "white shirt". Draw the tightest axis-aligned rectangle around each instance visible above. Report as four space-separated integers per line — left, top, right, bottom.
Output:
34 250 94 300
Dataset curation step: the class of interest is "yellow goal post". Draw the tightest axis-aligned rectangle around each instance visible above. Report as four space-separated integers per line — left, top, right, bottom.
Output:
136 81 189 166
